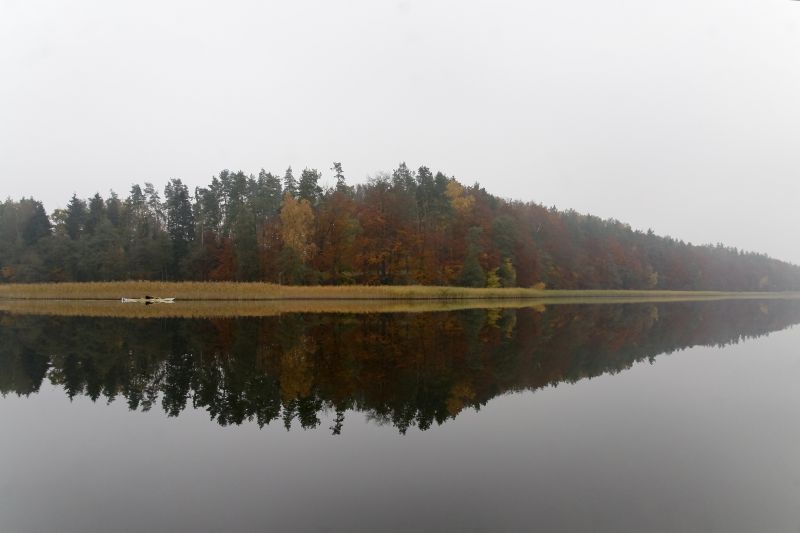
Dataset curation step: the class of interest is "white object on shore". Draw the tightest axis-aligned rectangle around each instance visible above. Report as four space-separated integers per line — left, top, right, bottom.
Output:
121 297 176 303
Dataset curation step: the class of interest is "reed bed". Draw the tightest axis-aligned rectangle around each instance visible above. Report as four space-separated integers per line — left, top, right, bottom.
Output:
1 281 794 302
0 299 549 318
1 292 798 319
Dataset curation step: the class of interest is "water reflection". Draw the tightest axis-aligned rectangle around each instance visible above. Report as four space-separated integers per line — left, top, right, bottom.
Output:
1 300 799 433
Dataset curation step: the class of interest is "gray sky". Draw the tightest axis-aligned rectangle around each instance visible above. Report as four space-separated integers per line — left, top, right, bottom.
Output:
2 0 799 263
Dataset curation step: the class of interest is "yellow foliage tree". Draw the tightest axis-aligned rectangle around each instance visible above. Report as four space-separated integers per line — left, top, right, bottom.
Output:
445 179 474 215
280 193 315 261
486 267 501 288
446 381 476 416
280 336 315 402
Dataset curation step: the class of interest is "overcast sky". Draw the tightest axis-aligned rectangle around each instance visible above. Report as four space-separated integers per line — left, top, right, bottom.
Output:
2 0 799 263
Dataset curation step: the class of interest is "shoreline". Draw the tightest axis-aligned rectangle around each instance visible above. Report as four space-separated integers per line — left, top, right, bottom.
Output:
1 294 799 319
1 283 797 318
0 282 798 303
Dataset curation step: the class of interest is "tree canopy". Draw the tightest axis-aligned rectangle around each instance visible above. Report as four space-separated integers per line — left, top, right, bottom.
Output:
1 163 799 291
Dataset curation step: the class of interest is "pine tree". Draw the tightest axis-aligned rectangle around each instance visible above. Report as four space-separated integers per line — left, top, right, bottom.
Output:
164 178 195 275
65 194 87 240
85 193 106 236
19 199 51 245
253 169 283 219
392 162 416 192
332 162 351 195
298 168 322 205
283 166 298 198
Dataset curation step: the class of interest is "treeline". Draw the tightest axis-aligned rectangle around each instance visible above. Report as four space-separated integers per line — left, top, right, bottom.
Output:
2 300 799 433
2 163 799 290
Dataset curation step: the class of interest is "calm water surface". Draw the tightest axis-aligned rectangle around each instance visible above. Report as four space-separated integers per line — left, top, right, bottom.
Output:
2 300 800 532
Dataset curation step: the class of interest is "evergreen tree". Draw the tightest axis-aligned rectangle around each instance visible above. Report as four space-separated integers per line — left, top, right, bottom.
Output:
85 193 106 236
298 168 322 205
19 199 51 245
264 171 283 216
143 183 164 233
65 194 87 240
164 178 195 276
415 166 435 219
283 167 297 198
392 162 416 192
85 218 125 280
332 162 352 195
106 192 123 228
252 169 283 220
222 171 249 236
194 184 222 239
125 185 148 236
233 207 260 281
459 227 485 287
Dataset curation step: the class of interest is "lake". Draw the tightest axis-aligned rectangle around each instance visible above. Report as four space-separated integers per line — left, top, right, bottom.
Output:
2 299 800 532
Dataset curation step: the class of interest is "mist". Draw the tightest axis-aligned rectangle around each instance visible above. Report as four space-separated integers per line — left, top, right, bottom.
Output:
2 0 799 263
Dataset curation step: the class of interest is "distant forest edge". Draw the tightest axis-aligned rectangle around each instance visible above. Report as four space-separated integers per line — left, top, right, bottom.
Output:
3 163 799 290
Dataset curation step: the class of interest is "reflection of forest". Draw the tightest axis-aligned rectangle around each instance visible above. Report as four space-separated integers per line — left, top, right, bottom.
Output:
2 300 799 433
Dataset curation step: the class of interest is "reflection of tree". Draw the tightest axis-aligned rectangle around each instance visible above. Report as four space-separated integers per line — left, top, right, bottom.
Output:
2 300 800 433
162 351 194 417
0 342 49 397
280 336 315 402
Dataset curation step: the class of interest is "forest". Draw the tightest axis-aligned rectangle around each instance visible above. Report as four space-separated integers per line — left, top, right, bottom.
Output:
2 300 799 433
2 163 799 291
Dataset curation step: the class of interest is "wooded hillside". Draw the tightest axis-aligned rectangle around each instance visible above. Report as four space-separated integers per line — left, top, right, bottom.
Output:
2 163 798 290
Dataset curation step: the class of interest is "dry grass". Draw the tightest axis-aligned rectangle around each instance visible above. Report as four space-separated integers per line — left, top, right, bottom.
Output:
1 281 796 302
0 287 798 319
0 299 550 318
